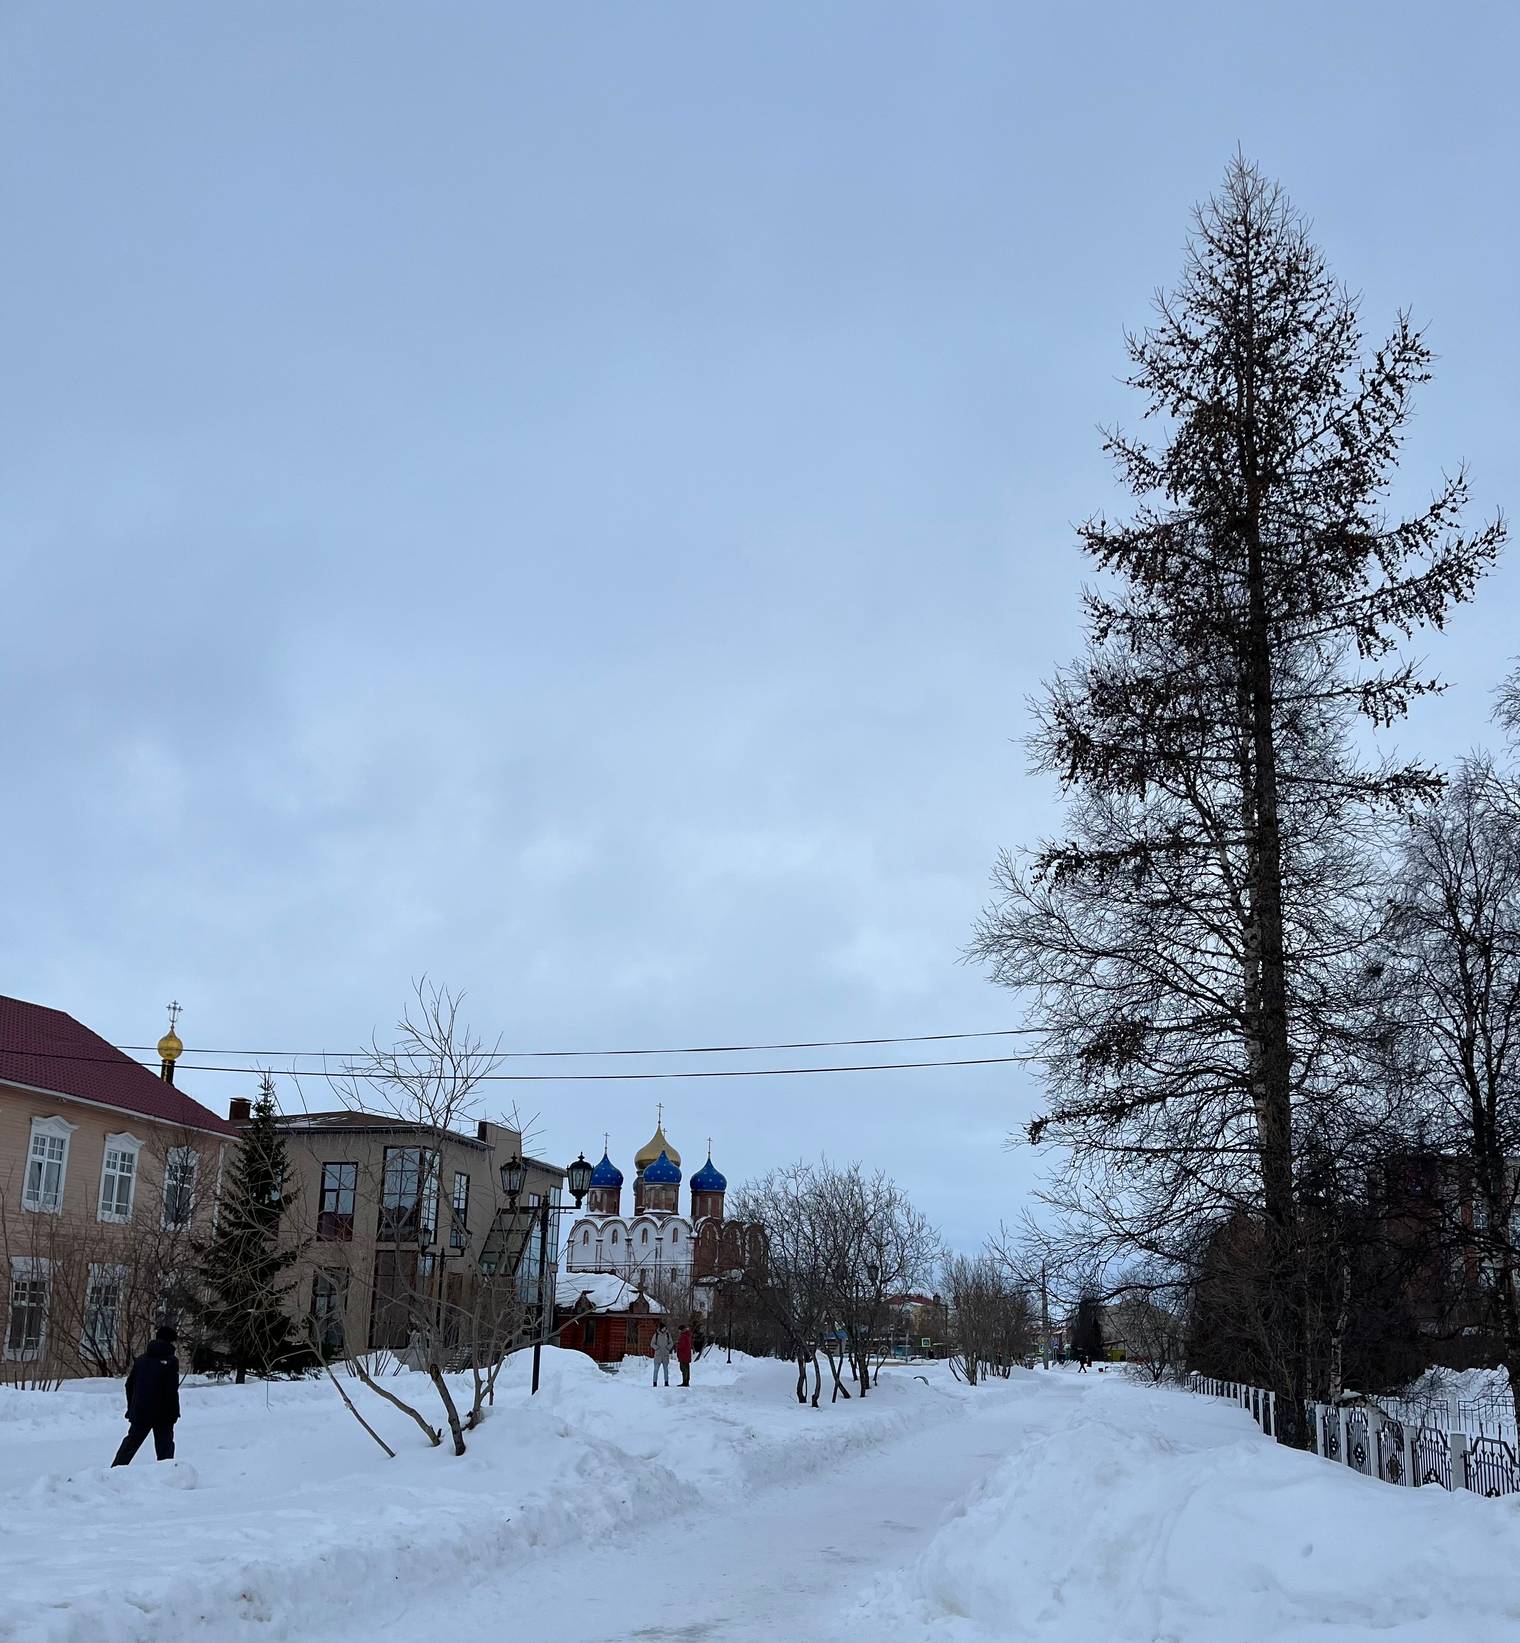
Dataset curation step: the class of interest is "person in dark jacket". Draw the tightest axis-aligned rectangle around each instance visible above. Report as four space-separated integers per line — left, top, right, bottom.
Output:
112 1326 181 1466
676 1324 694 1387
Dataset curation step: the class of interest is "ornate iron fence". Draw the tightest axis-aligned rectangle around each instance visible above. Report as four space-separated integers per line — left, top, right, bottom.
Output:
1188 1372 1519 1501
1465 1434 1520 1498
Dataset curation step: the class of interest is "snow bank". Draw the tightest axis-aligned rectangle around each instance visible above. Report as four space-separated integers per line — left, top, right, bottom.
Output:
855 1371 1520 1642
0 1350 967 1643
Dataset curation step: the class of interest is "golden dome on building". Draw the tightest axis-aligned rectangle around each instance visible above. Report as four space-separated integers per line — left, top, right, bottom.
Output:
157 1029 183 1063
634 1122 680 1170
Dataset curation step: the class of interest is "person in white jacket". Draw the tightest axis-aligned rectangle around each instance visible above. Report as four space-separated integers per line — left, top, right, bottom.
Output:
651 1323 674 1387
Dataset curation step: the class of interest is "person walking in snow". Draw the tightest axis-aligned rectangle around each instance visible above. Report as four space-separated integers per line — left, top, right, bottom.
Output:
676 1323 694 1387
651 1322 674 1387
112 1325 181 1466
1077 1350 1089 1373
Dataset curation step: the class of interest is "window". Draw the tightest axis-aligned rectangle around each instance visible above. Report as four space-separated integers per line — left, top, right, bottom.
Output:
163 1147 198 1229
311 1270 349 1353
671 1226 679 1243
318 1162 358 1241
82 1265 126 1360
5 1259 50 1360
611 1229 620 1244
23 1117 76 1214
641 1227 650 1244
450 1171 470 1250
380 1148 438 1244
582 1228 591 1244
97 1134 142 1222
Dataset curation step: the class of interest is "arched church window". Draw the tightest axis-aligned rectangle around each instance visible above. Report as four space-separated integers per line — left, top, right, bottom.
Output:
641 1227 650 1244
582 1228 590 1244
611 1229 620 1244
671 1226 680 1242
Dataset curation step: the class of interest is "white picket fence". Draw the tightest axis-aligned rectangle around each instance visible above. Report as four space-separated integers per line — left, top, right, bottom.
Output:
1186 1371 1520 1498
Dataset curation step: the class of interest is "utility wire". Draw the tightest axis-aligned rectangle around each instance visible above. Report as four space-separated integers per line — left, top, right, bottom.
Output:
112 1025 1041 1061
1 1047 1041 1080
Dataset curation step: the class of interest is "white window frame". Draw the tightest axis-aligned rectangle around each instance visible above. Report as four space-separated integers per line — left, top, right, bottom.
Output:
5 1256 53 1361
162 1145 199 1230
97 1132 144 1223
23 1116 77 1214
81 1262 129 1359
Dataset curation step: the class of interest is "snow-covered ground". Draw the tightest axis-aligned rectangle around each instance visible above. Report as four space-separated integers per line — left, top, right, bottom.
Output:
3 1357 1518 1643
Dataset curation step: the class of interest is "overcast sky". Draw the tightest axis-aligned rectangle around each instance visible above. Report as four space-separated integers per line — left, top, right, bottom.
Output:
3 3 1516 1254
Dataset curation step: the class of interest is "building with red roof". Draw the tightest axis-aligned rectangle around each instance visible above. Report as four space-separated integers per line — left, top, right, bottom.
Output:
1 995 234 1382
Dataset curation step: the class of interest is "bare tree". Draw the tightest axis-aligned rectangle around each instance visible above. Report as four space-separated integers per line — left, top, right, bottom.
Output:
1386 757 1520 1429
323 979 525 1454
943 1254 1032 1384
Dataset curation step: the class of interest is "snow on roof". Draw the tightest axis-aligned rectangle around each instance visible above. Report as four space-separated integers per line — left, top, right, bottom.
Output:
555 1272 664 1314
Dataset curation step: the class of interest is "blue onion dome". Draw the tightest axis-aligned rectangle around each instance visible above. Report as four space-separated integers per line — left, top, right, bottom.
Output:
690 1152 727 1193
589 1150 624 1188
643 1149 681 1185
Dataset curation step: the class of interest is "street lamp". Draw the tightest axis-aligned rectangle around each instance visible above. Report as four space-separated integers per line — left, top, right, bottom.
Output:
499 1151 592 1394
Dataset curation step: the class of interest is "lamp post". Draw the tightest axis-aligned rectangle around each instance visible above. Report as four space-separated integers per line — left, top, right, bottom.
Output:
500 1150 593 1394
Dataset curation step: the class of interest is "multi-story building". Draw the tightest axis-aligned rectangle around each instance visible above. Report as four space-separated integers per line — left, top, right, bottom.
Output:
1 995 234 1381
235 1102 564 1355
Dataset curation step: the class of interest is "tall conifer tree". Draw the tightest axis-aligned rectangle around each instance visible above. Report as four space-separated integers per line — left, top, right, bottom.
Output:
973 158 1504 1442
193 1074 302 1382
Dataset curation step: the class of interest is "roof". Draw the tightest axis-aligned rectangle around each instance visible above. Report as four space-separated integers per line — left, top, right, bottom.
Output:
690 1152 726 1193
589 1149 624 1188
0 995 237 1138
272 1110 492 1148
642 1148 680 1185
635 1123 681 1169
270 1112 565 1174
555 1272 664 1314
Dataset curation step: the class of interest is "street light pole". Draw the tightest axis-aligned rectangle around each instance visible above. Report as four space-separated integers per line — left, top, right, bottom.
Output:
531 1197 550 1396
499 1150 593 1396
1040 1264 1051 1371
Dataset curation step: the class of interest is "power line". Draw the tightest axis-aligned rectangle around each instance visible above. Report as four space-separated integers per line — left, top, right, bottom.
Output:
179 1051 1040 1080
2 1046 1040 1081
112 1025 1041 1061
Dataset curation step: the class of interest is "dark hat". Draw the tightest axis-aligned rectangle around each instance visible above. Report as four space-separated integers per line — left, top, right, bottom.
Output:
155 1324 178 1344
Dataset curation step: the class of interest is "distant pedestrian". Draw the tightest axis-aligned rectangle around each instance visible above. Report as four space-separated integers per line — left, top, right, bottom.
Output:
676 1324 694 1387
1077 1351 1089 1373
112 1325 181 1466
651 1322 674 1387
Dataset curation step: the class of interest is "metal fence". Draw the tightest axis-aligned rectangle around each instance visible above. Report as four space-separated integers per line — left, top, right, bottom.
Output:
1186 1372 1520 1499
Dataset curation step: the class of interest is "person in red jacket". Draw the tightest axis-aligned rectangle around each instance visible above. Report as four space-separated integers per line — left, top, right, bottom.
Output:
676 1323 694 1387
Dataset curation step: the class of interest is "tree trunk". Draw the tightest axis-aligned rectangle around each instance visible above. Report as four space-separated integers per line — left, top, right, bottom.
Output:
1245 490 1307 1446
428 1363 468 1456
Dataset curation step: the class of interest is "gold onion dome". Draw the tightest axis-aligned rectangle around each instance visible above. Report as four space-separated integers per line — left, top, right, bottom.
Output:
635 1124 680 1170
157 1030 183 1063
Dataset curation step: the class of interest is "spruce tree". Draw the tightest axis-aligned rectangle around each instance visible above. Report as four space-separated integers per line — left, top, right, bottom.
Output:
193 1074 302 1381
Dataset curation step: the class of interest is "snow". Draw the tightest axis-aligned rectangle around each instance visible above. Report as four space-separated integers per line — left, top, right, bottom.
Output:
3 1359 1518 1643
553 1269 663 1312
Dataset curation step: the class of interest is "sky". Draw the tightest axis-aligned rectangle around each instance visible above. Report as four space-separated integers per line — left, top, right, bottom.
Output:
3 2 1517 1256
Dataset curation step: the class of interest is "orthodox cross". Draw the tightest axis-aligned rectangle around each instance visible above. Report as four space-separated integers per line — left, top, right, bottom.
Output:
166 1000 182 1032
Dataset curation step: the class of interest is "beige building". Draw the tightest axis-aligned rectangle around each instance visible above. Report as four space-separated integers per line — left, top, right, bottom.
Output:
239 1103 565 1356
1 995 234 1382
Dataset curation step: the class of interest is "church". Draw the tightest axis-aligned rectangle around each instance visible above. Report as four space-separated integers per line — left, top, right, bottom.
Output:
562 1114 764 1313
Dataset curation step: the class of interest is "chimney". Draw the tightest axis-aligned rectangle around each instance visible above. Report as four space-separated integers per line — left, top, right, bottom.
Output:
477 1120 490 1142
228 1097 252 1123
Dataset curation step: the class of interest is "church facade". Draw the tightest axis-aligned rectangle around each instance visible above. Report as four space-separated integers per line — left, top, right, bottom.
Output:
562 1119 763 1313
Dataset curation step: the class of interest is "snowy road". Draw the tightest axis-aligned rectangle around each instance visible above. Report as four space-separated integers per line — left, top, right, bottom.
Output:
8 1358 1519 1642
351 1367 1056 1643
